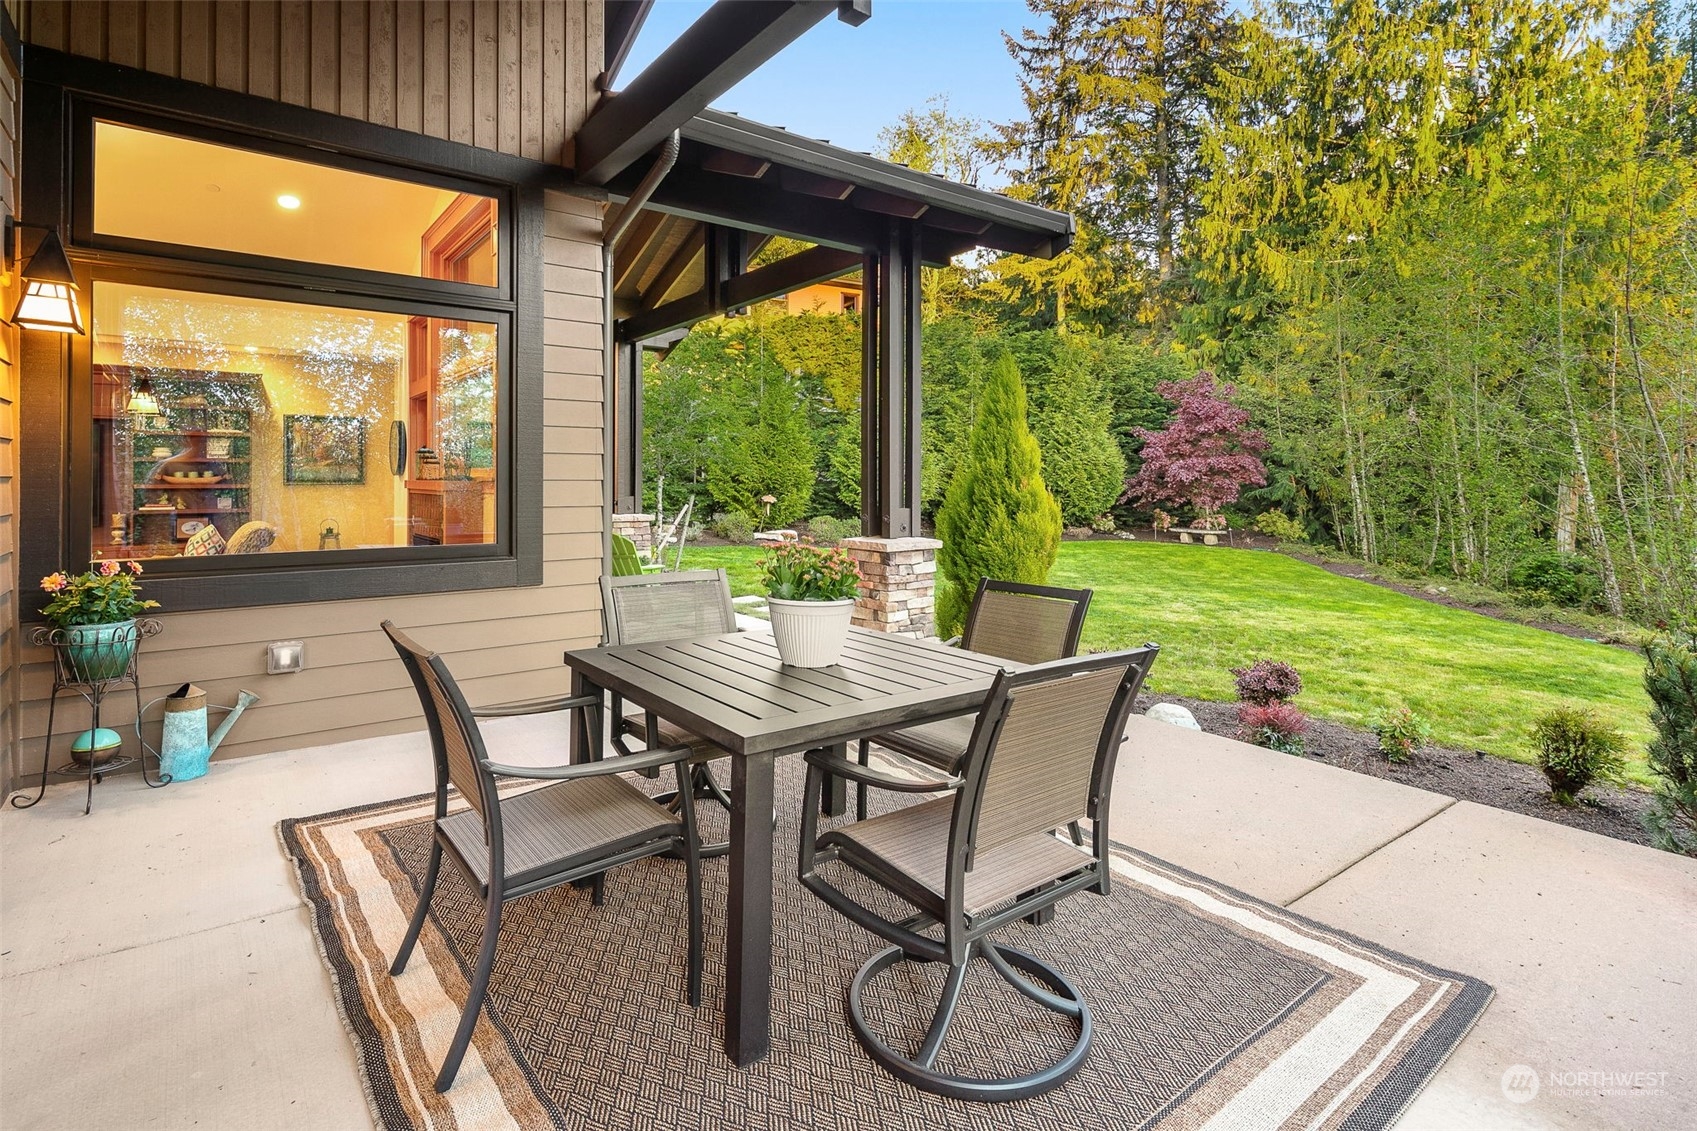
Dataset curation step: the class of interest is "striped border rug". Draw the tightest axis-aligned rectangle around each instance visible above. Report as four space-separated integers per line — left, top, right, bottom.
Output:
281 766 1490 1131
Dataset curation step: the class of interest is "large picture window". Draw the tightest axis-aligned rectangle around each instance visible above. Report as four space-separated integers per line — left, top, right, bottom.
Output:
16 87 540 609
91 283 500 562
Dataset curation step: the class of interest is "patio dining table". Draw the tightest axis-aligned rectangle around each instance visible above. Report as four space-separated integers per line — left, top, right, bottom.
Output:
562 625 1020 1067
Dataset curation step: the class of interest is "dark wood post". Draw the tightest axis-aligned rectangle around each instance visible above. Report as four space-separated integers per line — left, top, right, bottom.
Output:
859 221 922 538
612 339 643 513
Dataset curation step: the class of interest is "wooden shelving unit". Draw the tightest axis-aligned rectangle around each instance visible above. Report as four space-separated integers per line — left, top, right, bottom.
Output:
96 368 261 555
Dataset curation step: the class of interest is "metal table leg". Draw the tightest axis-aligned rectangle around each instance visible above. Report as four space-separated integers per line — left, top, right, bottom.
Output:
725 751 776 1066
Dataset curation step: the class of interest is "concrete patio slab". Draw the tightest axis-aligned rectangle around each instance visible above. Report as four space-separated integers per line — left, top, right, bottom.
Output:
0 713 556 978
1291 800 1697 1131
1110 715 1456 905
0 910 368 1130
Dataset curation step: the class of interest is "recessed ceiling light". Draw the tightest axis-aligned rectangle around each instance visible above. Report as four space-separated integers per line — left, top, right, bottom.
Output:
276 194 301 210
244 344 259 353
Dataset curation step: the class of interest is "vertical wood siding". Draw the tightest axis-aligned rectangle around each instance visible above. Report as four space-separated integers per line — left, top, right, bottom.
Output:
20 0 603 163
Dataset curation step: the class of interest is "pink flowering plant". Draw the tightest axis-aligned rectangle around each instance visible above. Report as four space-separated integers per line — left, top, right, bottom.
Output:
759 539 861 602
39 561 160 627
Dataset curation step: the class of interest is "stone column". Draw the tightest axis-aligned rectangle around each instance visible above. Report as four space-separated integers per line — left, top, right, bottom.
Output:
842 535 942 638
611 513 655 554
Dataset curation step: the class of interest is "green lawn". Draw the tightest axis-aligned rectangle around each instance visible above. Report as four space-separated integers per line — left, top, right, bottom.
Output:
680 540 1655 781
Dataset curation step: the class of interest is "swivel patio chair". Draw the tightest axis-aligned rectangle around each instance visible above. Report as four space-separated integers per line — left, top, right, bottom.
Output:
601 570 741 854
854 578 1093 821
798 645 1159 1101
381 621 704 1093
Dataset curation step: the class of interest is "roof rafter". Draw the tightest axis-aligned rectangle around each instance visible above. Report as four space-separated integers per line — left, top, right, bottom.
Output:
575 0 861 186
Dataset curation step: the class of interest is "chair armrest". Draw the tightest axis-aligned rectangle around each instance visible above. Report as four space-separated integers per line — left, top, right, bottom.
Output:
804 748 960 794
471 693 600 718
940 635 962 648
483 744 691 781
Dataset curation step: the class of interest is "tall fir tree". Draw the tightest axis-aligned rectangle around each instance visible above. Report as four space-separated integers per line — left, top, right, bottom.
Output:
934 353 1063 636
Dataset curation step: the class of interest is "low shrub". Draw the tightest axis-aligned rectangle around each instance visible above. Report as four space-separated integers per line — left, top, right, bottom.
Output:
1236 701 1310 755
710 512 757 544
1090 512 1117 534
1644 635 1697 855
1231 659 1303 705
805 515 860 544
1531 707 1625 805
1509 551 1602 610
1253 510 1308 543
1371 706 1431 764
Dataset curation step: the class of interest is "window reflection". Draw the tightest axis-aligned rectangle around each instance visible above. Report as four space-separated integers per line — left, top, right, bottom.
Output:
92 282 498 560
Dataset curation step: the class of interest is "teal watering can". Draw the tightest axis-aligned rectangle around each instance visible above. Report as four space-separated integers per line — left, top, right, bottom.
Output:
159 684 260 782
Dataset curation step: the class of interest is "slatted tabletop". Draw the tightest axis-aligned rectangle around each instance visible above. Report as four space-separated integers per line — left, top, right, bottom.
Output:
564 627 1017 756
563 625 1022 1070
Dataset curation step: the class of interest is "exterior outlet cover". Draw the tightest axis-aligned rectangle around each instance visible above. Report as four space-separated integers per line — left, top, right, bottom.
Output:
267 640 305 674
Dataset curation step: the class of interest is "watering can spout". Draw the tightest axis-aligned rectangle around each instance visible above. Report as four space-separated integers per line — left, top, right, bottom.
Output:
208 689 261 754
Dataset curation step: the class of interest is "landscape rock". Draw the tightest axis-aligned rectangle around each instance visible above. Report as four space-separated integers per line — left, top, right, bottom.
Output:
1145 703 1202 731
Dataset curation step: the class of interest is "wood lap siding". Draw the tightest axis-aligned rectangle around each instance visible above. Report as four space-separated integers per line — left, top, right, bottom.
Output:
6 3 611 775
12 190 604 769
18 0 602 164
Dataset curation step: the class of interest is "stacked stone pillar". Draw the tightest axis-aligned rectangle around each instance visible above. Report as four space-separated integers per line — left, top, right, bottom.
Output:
842 536 942 638
610 513 654 554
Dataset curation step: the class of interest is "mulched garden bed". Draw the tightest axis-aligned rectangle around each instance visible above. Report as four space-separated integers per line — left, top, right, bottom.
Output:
1136 692 1658 849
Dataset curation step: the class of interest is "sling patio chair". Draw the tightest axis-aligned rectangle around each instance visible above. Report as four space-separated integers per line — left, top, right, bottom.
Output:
601 569 742 855
798 644 1160 1102
854 578 1093 821
381 621 704 1092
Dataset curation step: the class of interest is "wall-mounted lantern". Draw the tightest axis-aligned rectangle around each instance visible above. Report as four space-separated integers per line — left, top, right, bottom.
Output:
7 223 86 335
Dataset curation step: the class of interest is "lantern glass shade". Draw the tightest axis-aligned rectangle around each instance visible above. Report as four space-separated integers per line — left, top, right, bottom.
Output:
13 280 85 334
127 378 161 416
10 229 85 334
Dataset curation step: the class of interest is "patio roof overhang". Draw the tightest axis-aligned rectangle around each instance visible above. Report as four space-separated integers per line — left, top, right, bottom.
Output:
601 112 1072 541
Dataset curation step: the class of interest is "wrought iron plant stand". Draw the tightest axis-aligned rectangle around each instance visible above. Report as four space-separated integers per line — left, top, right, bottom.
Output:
13 618 168 815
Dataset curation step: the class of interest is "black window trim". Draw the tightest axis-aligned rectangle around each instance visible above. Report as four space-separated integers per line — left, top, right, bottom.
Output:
70 100 517 307
19 55 551 617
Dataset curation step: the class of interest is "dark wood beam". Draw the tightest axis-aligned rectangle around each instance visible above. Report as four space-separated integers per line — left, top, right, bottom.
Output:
702 149 772 179
922 206 994 236
575 0 847 186
602 0 655 89
616 165 891 254
853 188 928 220
620 245 861 341
779 167 855 200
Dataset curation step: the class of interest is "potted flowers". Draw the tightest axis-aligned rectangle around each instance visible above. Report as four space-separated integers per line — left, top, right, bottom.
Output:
40 561 160 681
760 540 861 667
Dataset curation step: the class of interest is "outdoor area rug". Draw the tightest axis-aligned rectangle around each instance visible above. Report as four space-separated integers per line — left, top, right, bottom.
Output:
280 757 1492 1131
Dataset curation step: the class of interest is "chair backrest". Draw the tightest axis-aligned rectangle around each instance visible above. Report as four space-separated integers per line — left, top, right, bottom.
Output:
602 569 737 645
960 579 1092 666
382 621 496 828
610 533 646 577
954 646 1159 868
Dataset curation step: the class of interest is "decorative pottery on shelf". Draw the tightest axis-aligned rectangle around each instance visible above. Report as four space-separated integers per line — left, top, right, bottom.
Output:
768 597 855 668
63 618 139 682
160 473 224 486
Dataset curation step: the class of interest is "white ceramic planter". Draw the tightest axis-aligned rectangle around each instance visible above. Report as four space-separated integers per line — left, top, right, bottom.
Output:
767 597 855 667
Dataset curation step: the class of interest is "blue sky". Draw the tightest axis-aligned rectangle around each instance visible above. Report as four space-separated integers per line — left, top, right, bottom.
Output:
619 2 1033 156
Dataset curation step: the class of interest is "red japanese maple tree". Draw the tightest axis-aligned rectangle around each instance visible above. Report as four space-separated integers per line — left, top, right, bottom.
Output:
1124 372 1268 526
